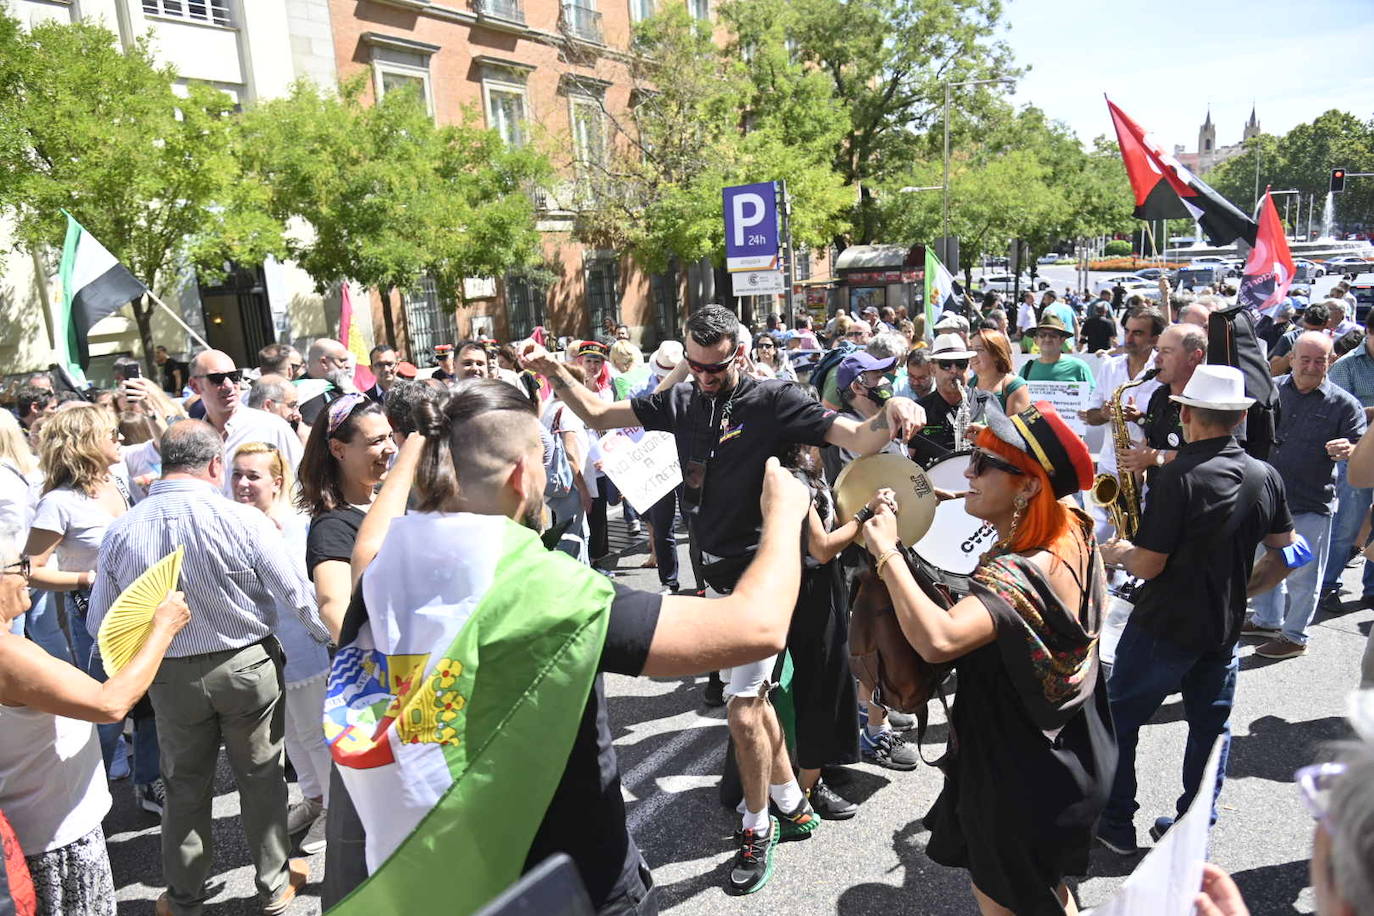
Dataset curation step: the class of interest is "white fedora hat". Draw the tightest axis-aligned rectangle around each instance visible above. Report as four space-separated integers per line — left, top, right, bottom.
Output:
929 333 976 360
1169 364 1255 410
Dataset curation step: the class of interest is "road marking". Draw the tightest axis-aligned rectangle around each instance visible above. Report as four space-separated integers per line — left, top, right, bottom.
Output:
623 723 727 835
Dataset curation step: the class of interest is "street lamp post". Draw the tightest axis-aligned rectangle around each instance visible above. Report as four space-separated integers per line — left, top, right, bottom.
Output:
943 76 1015 243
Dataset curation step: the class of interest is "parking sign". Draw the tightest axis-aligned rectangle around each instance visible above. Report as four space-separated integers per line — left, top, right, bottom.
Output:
723 182 779 272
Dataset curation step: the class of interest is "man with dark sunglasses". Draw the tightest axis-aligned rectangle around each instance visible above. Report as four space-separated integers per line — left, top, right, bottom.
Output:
188 350 303 496
909 334 994 468
521 305 925 896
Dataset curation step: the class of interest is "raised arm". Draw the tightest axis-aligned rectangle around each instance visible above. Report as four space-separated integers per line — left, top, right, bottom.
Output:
640 458 811 676
0 591 188 722
824 397 926 456
352 433 424 585
519 344 640 431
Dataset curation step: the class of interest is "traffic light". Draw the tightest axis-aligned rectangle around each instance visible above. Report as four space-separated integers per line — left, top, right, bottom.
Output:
1331 168 1347 193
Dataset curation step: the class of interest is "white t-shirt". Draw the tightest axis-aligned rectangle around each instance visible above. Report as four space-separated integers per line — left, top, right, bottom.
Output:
31 485 124 572
543 402 596 498
1090 352 1161 476
0 704 110 853
1016 302 1036 333
121 440 161 503
0 462 40 536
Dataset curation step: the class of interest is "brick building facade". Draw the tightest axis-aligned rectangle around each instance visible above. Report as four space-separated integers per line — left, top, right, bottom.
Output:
329 0 701 366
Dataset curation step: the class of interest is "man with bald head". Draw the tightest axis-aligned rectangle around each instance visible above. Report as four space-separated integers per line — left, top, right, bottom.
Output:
1177 302 1212 328
298 338 354 426
188 350 303 493
1247 331 1366 659
248 374 306 442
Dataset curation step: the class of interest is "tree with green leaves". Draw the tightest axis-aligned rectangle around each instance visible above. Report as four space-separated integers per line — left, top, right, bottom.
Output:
1206 111 1374 236
236 79 551 344
0 12 282 371
727 0 1017 247
571 5 850 280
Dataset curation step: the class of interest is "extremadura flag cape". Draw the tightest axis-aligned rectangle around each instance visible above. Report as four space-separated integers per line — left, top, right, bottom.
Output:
324 513 614 915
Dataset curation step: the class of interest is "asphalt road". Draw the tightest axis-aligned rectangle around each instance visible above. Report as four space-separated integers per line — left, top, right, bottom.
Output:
105 509 1369 915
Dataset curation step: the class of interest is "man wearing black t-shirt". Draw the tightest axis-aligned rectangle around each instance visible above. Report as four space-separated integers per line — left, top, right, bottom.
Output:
909 334 992 467
1097 366 1299 855
323 380 816 914
522 306 926 896
1080 302 1118 354
1118 323 1205 484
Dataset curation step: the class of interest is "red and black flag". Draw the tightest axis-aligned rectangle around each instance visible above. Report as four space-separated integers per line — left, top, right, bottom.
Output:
1237 190 1296 315
1105 98 1257 247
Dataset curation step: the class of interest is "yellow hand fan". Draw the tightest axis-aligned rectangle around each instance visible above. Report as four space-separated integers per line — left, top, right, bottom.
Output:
98 546 184 677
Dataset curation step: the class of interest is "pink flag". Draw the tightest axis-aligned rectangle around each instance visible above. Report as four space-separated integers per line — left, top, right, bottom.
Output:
1237 191 1296 316
339 282 377 391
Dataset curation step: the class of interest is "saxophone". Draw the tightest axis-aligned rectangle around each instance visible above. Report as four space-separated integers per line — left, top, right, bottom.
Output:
1089 367 1158 541
952 380 972 452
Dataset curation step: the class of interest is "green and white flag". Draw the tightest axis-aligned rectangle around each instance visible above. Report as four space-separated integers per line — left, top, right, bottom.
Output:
324 513 614 915
58 212 146 376
924 248 959 341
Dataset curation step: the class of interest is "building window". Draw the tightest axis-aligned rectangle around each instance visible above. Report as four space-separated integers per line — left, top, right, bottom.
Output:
142 0 232 26
571 96 606 172
506 274 547 340
795 246 811 282
652 268 679 340
629 0 655 22
561 0 603 43
375 65 434 116
364 33 440 119
484 84 528 147
688 0 709 21
403 278 457 366
585 256 619 334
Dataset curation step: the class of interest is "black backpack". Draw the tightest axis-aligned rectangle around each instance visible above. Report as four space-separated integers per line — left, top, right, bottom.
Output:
1208 305 1280 460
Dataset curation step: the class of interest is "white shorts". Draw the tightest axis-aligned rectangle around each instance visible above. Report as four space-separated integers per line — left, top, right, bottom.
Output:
707 586 779 702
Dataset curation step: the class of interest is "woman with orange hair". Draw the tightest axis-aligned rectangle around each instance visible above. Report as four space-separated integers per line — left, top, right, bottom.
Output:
861 402 1113 916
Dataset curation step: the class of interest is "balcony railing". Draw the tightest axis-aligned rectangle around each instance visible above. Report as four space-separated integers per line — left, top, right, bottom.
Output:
475 0 525 25
560 1 603 44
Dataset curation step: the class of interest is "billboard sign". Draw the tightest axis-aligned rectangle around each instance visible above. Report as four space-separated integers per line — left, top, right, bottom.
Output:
723 182 779 272
731 269 785 295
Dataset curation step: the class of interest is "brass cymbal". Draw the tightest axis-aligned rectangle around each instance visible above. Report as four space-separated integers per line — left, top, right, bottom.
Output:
833 453 938 547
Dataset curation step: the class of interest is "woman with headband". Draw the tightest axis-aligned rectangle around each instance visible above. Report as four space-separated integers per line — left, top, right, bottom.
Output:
295 394 396 641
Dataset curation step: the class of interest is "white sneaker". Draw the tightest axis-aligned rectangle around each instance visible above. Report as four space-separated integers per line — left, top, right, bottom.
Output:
300 809 328 855
287 797 324 835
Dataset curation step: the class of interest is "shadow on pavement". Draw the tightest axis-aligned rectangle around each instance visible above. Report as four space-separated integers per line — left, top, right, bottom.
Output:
834 819 981 915
1231 858 1311 915
1227 715 1350 782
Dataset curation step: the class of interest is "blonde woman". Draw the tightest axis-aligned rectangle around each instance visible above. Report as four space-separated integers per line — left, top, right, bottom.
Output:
231 442 332 855
609 339 647 400
25 405 163 803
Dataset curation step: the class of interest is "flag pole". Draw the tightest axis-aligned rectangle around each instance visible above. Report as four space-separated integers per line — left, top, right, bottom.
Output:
144 290 211 351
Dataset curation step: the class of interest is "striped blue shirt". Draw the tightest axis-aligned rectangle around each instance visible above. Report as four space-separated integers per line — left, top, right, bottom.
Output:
86 478 328 658
1328 343 1374 409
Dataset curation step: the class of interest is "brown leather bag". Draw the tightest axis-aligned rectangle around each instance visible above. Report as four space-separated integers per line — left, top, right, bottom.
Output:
848 551 954 763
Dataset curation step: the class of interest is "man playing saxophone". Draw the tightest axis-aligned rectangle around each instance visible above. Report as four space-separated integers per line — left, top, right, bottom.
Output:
1080 307 1165 543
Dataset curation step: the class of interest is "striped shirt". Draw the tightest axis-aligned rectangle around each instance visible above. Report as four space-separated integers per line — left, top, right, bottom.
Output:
1329 343 1374 409
86 478 328 658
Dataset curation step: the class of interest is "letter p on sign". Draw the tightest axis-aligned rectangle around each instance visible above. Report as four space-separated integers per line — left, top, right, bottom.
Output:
731 193 765 247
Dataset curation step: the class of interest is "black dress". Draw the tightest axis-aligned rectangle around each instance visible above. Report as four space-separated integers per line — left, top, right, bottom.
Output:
923 518 1116 915
786 473 859 770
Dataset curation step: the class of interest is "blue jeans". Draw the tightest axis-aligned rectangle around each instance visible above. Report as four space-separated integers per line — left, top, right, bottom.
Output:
22 589 74 662
71 593 161 783
647 488 681 589
1323 464 1374 596
1103 621 1239 829
1251 511 1333 645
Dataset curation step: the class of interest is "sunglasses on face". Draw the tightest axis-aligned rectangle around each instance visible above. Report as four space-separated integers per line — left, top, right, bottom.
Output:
194 370 243 386
3 555 30 579
757 342 775 349
936 359 969 371
1296 762 1345 826
846 330 866 338
969 448 1025 478
686 355 735 374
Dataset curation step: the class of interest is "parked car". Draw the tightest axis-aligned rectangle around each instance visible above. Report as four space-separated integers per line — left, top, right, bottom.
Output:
1177 265 1227 290
1293 258 1326 279
1350 273 1374 324
1326 256 1374 275
1134 267 1177 283
1037 253 1061 265
1092 274 1149 295
978 273 1034 294
1187 255 1230 265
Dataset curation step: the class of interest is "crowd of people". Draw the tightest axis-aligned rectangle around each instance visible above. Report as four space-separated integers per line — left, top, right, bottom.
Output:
0 283 1370 916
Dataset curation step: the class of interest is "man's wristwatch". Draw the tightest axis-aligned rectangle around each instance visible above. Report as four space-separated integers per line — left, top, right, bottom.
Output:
1154 450 1166 467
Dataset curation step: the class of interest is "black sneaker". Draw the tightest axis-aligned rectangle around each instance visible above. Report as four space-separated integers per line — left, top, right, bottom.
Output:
769 795 820 841
1148 816 1174 842
860 729 918 771
1095 820 1137 855
808 781 857 820
135 779 166 817
728 817 778 895
702 673 725 708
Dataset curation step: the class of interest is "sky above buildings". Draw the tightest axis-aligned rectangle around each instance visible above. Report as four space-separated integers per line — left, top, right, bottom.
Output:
998 0 1374 151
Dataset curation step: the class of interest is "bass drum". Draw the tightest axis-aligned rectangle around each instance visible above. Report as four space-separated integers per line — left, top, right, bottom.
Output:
912 450 999 595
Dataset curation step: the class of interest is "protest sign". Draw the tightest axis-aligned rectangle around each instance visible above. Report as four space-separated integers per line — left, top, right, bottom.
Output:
1025 380 1091 434
598 430 682 513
